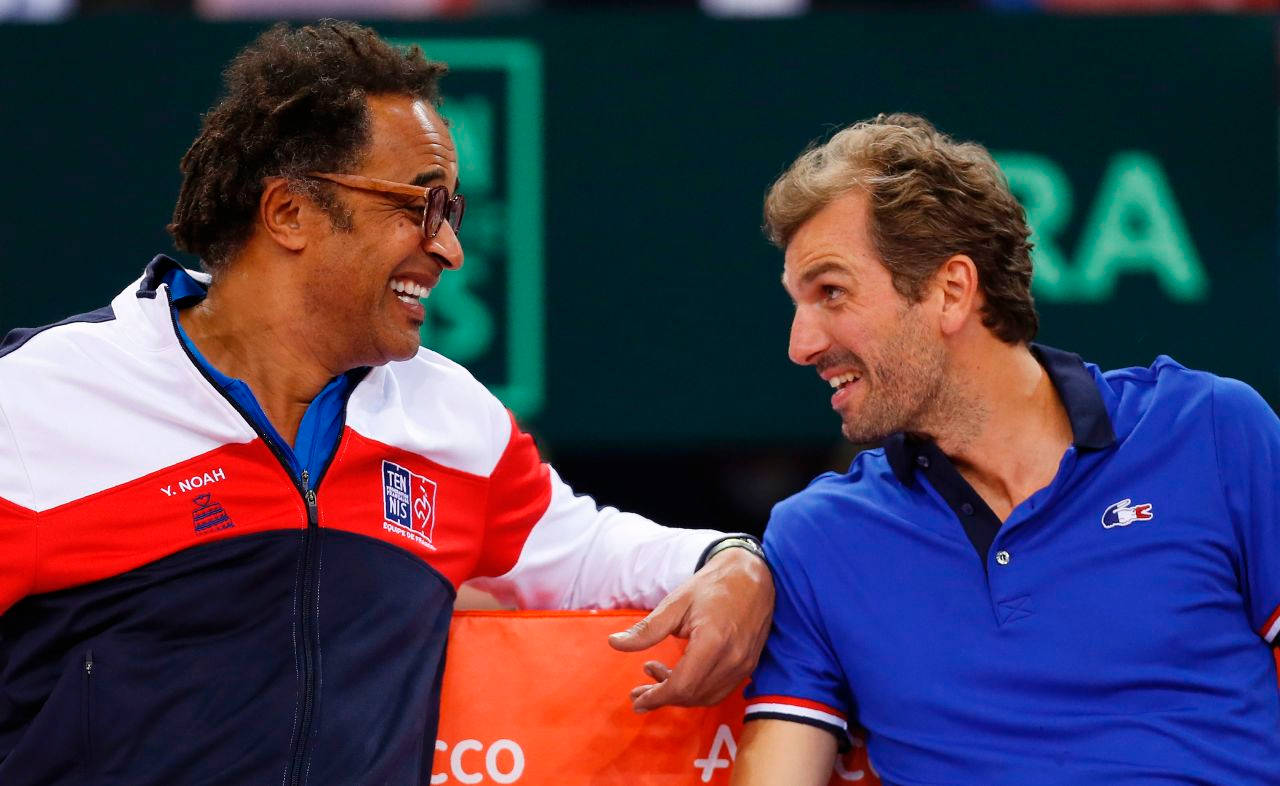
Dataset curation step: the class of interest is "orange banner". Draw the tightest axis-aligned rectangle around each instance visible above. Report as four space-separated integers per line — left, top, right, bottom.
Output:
433 610 878 785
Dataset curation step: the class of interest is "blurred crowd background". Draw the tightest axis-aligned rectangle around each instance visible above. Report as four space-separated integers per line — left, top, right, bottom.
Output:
4 0 1279 25
1 4 1275 541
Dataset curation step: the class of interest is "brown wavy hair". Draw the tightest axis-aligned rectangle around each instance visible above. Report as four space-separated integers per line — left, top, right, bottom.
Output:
764 113 1037 344
168 20 447 273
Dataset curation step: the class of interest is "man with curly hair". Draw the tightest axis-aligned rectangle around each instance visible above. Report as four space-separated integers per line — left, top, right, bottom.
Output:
730 114 1280 785
0 21 772 785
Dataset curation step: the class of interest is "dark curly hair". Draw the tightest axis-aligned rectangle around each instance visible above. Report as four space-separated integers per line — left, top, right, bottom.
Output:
765 113 1038 344
168 20 448 272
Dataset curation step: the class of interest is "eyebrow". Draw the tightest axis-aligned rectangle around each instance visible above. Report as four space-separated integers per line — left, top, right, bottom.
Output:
791 260 852 288
409 168 446 187
409 168 460 191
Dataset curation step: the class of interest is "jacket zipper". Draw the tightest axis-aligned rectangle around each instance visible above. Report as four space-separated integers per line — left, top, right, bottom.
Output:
287 470 320 786
167 306 352 786
82 650 94 774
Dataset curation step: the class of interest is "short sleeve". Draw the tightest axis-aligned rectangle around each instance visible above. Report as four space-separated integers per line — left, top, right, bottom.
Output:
744 500 854 744
1212 377 1280 645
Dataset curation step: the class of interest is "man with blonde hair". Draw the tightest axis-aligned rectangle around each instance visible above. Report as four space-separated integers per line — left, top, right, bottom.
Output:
732 114 1280 785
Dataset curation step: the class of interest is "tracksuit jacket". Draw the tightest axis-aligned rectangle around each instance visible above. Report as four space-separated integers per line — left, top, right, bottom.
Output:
0 257 719 785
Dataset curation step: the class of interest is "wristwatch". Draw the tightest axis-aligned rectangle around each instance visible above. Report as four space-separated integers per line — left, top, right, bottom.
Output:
695 535 767 571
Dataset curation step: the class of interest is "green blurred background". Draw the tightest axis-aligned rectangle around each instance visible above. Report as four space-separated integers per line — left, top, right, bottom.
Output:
1 14 1275 532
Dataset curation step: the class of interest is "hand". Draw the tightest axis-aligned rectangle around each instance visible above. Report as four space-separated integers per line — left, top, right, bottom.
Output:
607 546 774 712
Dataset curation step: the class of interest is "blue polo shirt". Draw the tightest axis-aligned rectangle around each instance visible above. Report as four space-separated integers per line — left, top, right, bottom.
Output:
745 345 1280 785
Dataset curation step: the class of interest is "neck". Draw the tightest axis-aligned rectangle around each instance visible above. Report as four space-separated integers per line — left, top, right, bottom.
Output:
178 257 342 446
919 337 1074 520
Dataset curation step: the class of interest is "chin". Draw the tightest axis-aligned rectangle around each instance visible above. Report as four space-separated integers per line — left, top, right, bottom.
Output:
842 426 885 446
360 335 422 368
840 416 895 446
384 340 422 363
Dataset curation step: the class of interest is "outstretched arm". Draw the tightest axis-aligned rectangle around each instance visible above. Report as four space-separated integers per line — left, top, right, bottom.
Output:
466 413 774 708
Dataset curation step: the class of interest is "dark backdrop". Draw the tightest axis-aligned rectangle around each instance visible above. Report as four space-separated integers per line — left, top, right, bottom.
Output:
1 15 1275 533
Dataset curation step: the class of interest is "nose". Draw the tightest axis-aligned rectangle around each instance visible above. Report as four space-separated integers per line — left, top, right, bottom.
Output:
788 307 829 366
424 219 464 270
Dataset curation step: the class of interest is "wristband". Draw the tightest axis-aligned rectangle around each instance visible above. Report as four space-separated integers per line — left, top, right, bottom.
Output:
695 535 766 571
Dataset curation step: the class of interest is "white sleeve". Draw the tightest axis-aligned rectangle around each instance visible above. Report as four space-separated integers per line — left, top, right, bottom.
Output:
469 467 723 610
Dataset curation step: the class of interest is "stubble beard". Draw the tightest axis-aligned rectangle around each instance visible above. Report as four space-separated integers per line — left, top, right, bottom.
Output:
836 307 949 445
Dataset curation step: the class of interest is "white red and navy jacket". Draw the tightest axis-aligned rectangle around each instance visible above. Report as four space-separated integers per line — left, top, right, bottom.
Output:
0 258 721 785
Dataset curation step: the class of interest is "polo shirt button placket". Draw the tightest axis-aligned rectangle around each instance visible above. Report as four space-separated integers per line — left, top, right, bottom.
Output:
995 550 1011 566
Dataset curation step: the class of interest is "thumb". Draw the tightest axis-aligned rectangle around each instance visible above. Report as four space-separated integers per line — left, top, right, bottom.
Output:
608 602 682 652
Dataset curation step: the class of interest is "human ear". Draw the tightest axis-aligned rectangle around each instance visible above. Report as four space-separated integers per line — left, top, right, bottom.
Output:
936 254 979 336
258 177 309 252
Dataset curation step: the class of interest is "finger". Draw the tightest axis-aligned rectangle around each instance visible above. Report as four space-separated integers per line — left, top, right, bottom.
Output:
629 682 660 713
643 660 672 683
608 596 687 652
631 627 726 711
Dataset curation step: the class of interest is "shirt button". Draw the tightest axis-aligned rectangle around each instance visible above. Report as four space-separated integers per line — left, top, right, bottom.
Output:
916 455 930 468
961 503 974 515
995 550 1011 566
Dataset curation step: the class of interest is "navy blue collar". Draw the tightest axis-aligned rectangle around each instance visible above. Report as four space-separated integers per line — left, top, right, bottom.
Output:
137 254 187 300
885 343 1116 485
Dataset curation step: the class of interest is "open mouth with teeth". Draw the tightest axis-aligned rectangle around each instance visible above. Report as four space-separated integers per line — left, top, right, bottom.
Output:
390 278 431 305
828 372 861 391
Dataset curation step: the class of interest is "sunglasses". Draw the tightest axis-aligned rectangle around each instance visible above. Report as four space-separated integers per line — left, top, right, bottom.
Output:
306 172 465 239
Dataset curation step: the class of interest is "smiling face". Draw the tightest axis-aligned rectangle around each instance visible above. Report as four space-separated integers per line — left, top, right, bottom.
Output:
782 190 947 444
303 93 464 368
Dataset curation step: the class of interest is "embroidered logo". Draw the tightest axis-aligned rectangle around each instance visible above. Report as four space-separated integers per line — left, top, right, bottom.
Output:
382 460 438 550
192 493 234 534
1101 498 1153 529
996 595 1034 625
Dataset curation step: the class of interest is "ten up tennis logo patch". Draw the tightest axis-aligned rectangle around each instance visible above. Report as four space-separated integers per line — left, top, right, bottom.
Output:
382 460 438 550
1101 498 1153 529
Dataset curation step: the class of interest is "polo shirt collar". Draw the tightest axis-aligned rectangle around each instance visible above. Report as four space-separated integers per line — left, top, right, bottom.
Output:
885 343 1116 484
1030 343 1116 450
